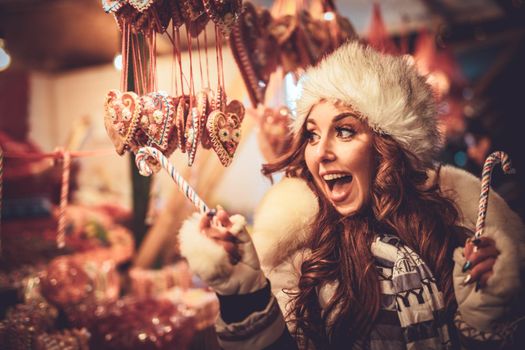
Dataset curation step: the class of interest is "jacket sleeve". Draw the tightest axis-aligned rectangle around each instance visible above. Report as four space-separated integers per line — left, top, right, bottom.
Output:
438 165 525 339
213 176 317 349
215 280 299 350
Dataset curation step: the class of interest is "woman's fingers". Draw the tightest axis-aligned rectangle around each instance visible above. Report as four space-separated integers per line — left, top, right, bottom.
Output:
212 207 232 229
206 227 238 243
216 240 241 265
464 257 496 285
462 236 498 290
199 207 241 264
201 227 241 264
478 271 493 289
199 213 212 230
468 245 499 266
464 236 497 261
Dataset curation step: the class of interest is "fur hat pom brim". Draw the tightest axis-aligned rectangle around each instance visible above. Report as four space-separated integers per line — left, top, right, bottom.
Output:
293 41 440 166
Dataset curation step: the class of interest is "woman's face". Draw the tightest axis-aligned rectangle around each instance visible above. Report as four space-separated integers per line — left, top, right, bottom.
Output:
304 101 375 216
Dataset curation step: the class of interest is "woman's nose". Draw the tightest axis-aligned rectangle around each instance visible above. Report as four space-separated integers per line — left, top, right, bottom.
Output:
316 138 336 163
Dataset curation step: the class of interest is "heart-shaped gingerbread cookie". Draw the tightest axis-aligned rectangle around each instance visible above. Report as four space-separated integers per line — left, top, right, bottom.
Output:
138 91 176 153
104 90 142 155
206 99 245 166
168 0 185 28
181 0 209 37
185 91 210 165
200 88 215 149
102 0 125 13
229 2 278 107
202 0 242 37
175 95 191 153
128 0 156 13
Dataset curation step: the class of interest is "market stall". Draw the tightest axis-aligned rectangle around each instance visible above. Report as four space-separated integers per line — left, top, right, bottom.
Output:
1 0 524 349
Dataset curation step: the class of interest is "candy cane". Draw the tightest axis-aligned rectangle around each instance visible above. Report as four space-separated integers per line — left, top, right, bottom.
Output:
57 149 71 248
135 146 210 214
475 151 515 240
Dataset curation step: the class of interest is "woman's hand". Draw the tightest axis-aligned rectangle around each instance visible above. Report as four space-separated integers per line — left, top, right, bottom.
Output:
200 209 242 265
462 236 500 289
179 207 267 296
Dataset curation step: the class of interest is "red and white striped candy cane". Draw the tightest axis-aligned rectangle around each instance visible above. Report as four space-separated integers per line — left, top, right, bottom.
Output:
475 151 515 240
57 149 71 248
135 146 210 214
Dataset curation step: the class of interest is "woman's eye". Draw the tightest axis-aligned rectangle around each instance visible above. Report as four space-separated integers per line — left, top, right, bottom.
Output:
336 126 355 139
306 130 320 143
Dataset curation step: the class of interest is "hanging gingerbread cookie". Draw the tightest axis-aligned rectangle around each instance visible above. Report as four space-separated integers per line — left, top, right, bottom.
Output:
104 90 142 155
206 99 245 167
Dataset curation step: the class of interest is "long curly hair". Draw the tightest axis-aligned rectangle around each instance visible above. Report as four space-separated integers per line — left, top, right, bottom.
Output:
262 127 470 349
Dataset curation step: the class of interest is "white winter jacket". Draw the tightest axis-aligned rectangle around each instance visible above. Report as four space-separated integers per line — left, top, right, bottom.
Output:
180 165 525 349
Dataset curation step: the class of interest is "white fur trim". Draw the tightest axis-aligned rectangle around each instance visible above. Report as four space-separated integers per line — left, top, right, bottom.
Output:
179 213 233 282
438 165 525 299
251 177 319 269
229 214 247 235
293 41 440 166
251 167 524 334
253 167 524 303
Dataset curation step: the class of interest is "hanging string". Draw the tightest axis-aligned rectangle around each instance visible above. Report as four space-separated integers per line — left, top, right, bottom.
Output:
175 28 186 96
215 26 221 93
120 25 125 91
148 32 153 92
203 27 211 88
149 32 157 92
56 149 71 249
187 27 196 107
215 26 226 109
121 24 131 91
171 24 179 96
196 33 205 90
131 34 142 94
218 30 226 99
165 27 191 96
214 26 221 108
165 24 183 96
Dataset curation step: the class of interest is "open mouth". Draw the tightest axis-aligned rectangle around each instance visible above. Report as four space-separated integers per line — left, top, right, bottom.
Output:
323 173 353 192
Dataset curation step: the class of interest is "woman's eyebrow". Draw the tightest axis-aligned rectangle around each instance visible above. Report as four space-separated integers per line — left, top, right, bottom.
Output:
333 112 358 123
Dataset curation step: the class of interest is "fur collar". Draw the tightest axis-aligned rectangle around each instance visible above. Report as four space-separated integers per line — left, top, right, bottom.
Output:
252 165 525 277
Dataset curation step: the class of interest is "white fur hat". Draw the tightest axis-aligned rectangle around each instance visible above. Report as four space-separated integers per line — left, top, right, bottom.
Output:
293 40 441 166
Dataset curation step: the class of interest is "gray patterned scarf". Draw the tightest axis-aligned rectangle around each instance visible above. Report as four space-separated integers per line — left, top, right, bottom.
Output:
369 235 453 350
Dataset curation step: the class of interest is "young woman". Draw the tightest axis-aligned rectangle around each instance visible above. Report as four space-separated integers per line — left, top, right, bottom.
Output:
180 41 524 349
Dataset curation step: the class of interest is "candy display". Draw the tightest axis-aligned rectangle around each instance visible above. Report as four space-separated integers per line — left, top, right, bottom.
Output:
129 261 192 298
89 297 196 350
34 328 91 350
0 301 58 350
162 287 219 331
102 1 246 168
40 255 120 308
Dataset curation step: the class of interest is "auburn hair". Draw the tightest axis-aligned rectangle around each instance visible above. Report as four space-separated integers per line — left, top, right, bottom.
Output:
262 126 469 348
